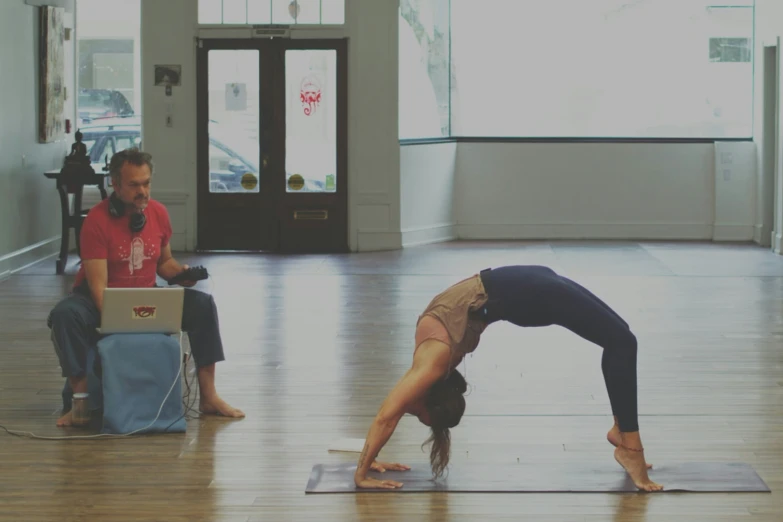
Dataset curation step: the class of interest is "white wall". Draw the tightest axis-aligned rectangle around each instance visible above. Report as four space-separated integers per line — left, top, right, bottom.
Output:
754 42 777 247
713 140 757 240
774 42 783 254
140 0 196 252
0 0 75 278
453 141 756 241
346 0 400 251
753 0 783 254
400 142 456 247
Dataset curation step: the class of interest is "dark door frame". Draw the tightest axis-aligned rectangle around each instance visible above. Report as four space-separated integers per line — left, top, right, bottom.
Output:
195 37 349 253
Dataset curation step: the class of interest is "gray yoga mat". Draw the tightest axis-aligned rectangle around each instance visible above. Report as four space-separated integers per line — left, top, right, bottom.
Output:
305 462 770 493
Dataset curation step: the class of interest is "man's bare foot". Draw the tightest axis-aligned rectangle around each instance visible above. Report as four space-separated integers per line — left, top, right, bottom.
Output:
200 395 245 418
57 377 89 427
614 445 663 492
56 411 72 427
607 425 652 469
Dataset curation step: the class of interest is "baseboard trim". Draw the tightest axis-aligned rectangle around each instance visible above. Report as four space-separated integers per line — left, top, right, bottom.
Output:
753 224 769 246
456 223 714 240
712 224 755 242
0 235 61 279
357 231 402 251
401 223 456 247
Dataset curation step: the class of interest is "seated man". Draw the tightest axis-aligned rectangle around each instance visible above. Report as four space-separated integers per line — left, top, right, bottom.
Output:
47 147 244 427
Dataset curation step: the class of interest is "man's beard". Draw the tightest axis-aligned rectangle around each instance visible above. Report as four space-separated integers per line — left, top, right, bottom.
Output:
133 196 148 211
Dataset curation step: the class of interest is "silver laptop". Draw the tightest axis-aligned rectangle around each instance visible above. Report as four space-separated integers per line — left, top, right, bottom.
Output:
97 287 185 335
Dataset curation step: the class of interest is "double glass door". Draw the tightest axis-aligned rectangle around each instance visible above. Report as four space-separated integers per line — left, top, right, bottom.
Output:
196 38 347 252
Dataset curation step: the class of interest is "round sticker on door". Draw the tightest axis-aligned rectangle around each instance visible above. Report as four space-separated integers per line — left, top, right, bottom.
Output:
241 172 258 190
287 174 304 191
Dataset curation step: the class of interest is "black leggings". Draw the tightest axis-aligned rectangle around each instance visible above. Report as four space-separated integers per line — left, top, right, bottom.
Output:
479 265 639 432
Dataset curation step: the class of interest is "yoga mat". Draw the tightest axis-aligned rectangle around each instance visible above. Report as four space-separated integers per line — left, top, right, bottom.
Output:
305 462 770 493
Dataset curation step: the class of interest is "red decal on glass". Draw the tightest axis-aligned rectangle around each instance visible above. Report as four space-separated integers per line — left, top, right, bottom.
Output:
300 76 321 116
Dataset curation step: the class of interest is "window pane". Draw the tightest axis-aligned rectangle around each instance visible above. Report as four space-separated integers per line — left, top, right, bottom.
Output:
274 0 321 23
76 0 141 170
285 50 337 193
222 0 247 23
208 50 261 193
450 0 755 138
320 0 345 24
247 0 273 23
398 0 450 139
200 0 344 25
198 0 223 23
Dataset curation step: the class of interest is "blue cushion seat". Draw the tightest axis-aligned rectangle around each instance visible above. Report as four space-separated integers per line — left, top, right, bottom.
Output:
61 333 186 434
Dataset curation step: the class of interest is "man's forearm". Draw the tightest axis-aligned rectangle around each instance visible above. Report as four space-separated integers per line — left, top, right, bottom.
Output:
90 288 104 315
157 258 184 280
87 280 106 315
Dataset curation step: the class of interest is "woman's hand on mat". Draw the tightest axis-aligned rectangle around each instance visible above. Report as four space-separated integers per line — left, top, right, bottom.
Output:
371 460 410 472
355 476 404 489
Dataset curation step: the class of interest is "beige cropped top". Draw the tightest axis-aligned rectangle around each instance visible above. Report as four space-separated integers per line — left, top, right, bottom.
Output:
414 274 489 363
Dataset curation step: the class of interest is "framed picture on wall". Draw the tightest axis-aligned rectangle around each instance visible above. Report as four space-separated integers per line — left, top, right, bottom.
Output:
39 6 66 143
154 64 181 86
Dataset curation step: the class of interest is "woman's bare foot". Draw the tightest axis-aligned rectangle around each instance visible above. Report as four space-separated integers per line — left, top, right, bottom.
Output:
613 431 663 492
56 411 73 427
607 424 652 469
614 446 663 492
200 394 245 418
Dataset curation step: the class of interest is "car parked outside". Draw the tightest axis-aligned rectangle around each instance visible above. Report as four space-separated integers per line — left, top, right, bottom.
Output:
78 116 326 193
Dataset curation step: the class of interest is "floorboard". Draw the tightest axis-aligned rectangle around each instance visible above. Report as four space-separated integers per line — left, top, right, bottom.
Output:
1 240 782 521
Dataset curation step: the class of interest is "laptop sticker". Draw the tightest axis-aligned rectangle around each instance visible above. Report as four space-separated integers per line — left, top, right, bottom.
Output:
132 305 157 319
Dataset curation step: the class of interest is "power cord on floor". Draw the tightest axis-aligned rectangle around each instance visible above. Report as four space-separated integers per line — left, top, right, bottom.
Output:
161 350 202 431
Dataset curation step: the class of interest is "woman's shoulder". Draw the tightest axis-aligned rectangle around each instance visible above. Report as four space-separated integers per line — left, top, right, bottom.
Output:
416 314 450 343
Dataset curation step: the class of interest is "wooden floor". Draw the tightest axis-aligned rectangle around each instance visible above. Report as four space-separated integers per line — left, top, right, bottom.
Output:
1 240 782 521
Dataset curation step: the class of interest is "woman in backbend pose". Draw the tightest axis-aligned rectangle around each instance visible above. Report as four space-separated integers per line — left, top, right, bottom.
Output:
354 265 663 492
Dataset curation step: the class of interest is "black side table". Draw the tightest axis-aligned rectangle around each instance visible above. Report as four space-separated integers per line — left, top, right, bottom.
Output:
44 166 108 274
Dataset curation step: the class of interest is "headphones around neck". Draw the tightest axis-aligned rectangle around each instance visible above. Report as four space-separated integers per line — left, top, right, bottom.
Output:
108 192 146 233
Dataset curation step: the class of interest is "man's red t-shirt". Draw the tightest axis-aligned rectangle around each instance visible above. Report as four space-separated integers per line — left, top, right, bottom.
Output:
73 198 173 289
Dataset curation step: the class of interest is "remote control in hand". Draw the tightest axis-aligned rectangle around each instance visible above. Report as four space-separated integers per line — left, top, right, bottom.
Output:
167 265 209 286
